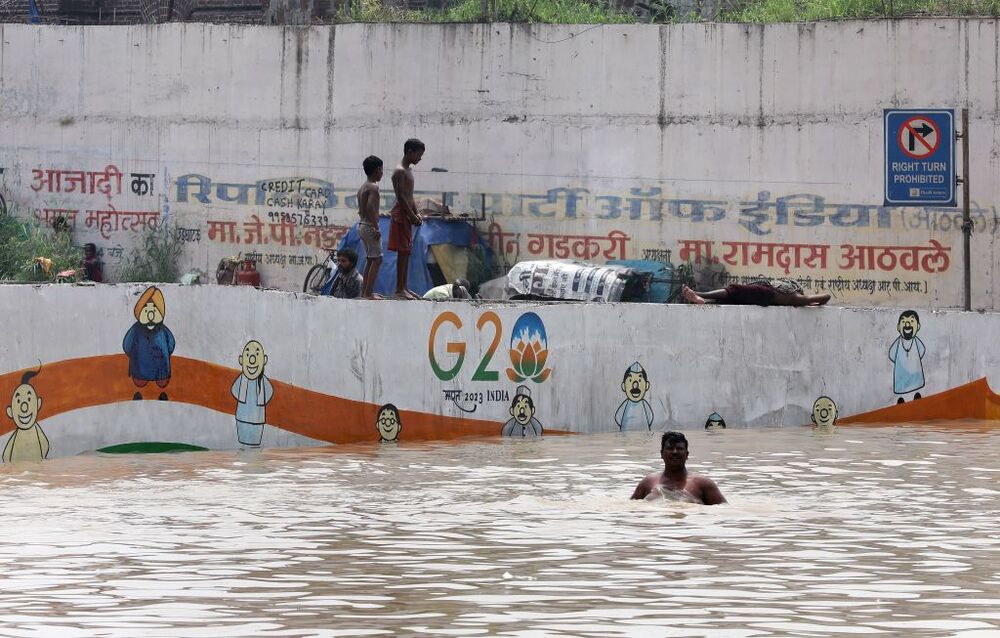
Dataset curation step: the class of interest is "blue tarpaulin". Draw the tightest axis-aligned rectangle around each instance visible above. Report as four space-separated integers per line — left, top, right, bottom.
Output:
335 217 492 296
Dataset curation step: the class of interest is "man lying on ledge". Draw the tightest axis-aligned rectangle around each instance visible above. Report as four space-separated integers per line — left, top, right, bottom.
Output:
681 278 831 307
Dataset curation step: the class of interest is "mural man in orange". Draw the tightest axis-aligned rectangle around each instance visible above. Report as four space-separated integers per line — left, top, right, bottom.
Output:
122 286 176 401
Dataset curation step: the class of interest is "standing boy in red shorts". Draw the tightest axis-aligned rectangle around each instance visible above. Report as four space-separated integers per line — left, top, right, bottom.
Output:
388 138 425 299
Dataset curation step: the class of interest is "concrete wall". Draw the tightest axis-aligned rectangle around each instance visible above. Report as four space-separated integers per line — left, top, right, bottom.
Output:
0 284 997 461
1 21 999 307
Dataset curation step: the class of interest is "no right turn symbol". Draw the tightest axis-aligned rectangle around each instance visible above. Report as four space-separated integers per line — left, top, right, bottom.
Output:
897 115 940 159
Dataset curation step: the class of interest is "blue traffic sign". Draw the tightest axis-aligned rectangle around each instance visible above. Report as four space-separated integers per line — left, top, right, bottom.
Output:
884 109 955 206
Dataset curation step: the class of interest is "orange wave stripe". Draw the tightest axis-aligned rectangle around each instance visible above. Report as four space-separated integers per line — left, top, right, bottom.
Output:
0 355 564 444
839 377 1000 426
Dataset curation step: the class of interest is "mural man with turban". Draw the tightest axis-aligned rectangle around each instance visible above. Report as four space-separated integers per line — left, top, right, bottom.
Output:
122 286 176 401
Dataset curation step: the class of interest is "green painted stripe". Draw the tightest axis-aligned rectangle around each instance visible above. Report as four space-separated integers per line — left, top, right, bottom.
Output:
96 442 209 454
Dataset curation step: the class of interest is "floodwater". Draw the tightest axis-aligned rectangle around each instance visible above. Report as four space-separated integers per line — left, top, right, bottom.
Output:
0 426 998 638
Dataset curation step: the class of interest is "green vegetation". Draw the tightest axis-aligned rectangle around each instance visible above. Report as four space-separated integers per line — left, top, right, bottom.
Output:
0 208 82 282
117 219 186 283
333 0 999 23
0 207 185 284
97 442 209 454
722 0 1000 21
337 0 638 23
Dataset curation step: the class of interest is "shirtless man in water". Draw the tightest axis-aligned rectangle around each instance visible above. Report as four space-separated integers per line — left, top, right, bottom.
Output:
630 431 726 505
388 138 425 299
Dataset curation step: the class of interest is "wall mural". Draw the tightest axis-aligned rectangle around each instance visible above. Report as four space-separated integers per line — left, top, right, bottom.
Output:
506 313 552 384
3 365 49 463
614 362 654 431
376 404 402 443
0 287 988 464
811 396 838 428
705 412 726 429
501 385 543 438
889 310 927 403
122 286 175 401
231 340 274 446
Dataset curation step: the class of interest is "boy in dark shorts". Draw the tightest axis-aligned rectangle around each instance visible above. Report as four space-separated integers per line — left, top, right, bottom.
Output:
388 138 425 300
358 155 384 299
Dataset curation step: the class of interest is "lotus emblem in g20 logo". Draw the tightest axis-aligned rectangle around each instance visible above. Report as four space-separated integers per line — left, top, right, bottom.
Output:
506 312 551 384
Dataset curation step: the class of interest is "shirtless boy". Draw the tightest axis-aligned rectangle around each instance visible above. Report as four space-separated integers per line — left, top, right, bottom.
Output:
358 155 384 299
388 138 425 299
630 431 726 505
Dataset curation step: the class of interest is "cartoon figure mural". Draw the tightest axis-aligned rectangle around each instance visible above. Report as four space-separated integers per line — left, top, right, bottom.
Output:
231 340 274 446
122 286 176 401
501 385 544 438
811 396 838 428
376 404 402 442
3 366 50 463
614 361 654 431
888 310 926 403
506 312 552 384
705 412 726 429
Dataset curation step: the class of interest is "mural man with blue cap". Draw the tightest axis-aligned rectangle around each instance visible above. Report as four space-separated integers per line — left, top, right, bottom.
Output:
614 362 654 431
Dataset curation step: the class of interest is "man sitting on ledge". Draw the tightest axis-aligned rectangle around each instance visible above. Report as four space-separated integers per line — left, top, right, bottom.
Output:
681 278 830 307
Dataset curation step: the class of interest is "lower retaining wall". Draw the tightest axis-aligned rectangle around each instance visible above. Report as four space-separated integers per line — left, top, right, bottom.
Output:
0 283 995 461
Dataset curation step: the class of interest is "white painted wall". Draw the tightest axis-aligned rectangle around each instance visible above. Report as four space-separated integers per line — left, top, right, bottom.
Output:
1 21 998 307
0 284 997 460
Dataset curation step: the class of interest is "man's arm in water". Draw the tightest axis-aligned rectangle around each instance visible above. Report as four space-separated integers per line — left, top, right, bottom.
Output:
693 476 727 505
630 474 655 500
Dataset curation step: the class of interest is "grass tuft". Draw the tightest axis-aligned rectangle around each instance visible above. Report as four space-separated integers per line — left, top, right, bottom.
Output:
116 219 186 284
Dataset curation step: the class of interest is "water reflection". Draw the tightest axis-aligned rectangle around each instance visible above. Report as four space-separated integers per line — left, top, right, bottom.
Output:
0 427 997 637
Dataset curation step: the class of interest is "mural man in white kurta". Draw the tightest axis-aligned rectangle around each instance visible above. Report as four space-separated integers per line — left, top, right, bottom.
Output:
888 310 926 404
231 340 274 446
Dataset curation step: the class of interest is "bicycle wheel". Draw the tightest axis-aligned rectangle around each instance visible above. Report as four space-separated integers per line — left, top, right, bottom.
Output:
303 264 329 294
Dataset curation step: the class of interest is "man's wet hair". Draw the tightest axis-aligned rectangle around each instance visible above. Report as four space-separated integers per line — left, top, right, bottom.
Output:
898 309 920 324
338 247 358 268
404 138 425 154
661 431 688 450
362 155 383 177
622 367 649 385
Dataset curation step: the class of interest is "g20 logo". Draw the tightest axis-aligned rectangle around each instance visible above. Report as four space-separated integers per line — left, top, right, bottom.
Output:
428 311 552 383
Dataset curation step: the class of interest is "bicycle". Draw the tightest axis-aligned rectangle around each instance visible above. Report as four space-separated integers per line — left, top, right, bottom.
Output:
303 250 336 294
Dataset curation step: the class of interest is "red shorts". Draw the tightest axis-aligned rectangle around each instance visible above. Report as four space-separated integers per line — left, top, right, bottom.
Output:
387 203 413 254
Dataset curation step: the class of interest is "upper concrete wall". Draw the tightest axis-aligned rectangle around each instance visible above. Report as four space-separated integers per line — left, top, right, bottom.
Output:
1 21 998 307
